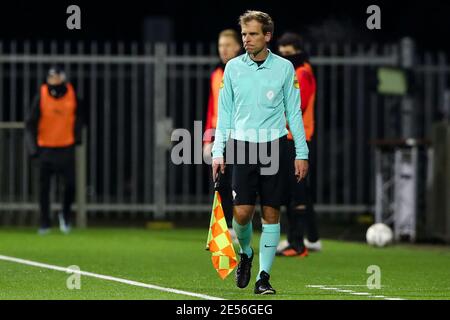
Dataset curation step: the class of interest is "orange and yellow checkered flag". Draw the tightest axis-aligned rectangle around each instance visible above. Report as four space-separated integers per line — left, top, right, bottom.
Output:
206 190 237 280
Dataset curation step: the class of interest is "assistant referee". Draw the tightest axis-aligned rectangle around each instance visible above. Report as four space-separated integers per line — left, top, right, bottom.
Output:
211 10 309 294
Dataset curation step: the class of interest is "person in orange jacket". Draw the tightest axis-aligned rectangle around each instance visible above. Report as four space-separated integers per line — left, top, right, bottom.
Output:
26 66 84 235
203 29 241 231
276 32 322 256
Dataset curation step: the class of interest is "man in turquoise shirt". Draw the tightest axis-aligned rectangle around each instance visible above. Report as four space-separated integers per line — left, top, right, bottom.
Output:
211 10 309 295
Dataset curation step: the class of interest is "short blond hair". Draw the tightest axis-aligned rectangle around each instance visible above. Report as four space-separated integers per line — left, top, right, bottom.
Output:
238 10 274 35
218 29 241 45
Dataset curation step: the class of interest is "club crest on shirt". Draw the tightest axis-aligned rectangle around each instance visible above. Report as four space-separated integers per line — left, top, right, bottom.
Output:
293 78 299 89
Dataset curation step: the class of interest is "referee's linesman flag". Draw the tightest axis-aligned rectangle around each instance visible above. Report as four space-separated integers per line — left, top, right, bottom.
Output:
205 174 237 280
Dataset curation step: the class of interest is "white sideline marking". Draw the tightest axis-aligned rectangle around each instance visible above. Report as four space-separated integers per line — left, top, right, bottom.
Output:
310 285 386 288
335 289 354 293
306 285 406 300
350 292 370 296
0 254 224 300
308 285 325 288
307 284 373 288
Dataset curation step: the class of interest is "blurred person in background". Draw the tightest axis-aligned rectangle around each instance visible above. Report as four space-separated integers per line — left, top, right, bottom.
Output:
26 66 84 235
203 29 242 238
276 32 322 257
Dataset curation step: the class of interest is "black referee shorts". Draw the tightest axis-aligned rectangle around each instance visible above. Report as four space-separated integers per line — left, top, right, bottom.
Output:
230 136 287 208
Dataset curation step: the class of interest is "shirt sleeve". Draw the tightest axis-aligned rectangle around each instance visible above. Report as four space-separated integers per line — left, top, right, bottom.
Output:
211 64 233 159
283 64 309 160
297 68 316 141
298 69 314 113
24 94 41 156
203 76 216 143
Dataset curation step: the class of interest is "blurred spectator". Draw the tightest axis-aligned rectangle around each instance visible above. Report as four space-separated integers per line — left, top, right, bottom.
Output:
203 29 241 230
25 66 84 235
276 32 322 256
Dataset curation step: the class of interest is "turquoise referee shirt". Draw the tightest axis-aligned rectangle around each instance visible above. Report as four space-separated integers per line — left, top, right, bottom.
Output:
211 49 309 160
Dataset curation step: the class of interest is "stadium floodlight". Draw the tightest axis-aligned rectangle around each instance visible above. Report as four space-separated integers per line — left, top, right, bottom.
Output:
377 67 408 95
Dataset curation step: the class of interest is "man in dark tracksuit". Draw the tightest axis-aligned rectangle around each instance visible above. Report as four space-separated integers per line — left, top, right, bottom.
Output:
25 67 83 235
276 32 322 256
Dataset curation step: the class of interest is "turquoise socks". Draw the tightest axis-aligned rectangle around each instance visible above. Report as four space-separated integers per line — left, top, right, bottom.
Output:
257 223 280 280
233 220 281 280
232 218 253 258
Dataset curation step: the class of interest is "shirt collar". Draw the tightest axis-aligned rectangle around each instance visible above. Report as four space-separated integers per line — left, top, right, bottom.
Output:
244 48 273 69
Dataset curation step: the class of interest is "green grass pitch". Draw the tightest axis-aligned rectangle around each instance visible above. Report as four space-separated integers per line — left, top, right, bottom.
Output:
0 227 449 300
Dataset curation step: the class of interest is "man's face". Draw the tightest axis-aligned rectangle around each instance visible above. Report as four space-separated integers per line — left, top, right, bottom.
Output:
47 74 64 86
218 36 241 64
278 44 299 57
241 20 271 55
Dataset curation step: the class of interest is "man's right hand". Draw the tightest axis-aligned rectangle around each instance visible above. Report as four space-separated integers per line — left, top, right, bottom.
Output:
203 142 213 164
212 157 226 182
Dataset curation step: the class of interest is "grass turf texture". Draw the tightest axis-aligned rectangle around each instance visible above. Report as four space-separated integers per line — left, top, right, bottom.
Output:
0 228 449 300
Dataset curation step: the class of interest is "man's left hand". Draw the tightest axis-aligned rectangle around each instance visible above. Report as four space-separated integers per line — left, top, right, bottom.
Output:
295 159 309 182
